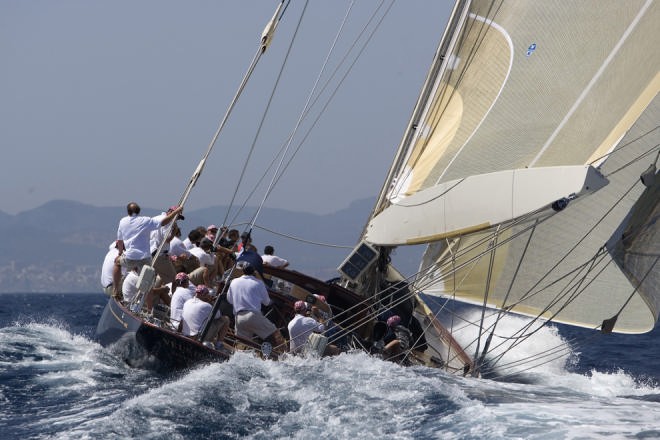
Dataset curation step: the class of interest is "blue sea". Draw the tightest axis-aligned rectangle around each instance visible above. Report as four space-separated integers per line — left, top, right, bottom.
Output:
1 293 659 439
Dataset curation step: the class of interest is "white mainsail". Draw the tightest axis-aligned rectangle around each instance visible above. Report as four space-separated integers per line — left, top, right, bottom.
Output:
362 1 659 333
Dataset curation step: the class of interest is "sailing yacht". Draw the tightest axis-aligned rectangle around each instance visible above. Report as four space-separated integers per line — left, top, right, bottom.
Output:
97 1 658 376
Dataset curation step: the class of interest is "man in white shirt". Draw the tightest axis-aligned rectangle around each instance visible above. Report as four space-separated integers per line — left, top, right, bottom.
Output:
169 272 196 331
261 245 289 269
122 267 170 311
227 261 285 353
206 224 219 243
182 227 205 250
188 238 217 287
288 301 339 356
101 242 122 297
149 206 182 286
168 223 189 258
288 301 324 354
112 202 182 297
181 285 229 348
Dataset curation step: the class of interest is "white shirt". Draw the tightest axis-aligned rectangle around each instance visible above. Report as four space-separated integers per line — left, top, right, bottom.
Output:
262 254 288 268
169 236 189 257
189 246 215 267
149 216 171 254
122 271 140 303
182 297 214 336
227 275 270 314
101 244 119 288
288 313 325 353
182 238 194 250
170 284 196 328
117 214 165 260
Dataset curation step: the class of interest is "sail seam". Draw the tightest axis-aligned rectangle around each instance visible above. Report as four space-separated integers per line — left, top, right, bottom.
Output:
528 0 654 167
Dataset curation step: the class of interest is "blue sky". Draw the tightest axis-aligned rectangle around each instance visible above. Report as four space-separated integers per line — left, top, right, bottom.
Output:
1 1 451 216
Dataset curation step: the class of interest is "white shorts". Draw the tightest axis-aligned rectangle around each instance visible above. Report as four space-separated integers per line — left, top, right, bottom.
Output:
118 255 150 271
235 311 277 340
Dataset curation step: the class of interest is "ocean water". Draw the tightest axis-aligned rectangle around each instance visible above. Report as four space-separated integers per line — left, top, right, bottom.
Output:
1 293 659 439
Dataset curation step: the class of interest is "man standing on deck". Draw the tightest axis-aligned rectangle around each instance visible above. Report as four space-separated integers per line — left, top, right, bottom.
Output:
226 261 285 353
112 202 183 297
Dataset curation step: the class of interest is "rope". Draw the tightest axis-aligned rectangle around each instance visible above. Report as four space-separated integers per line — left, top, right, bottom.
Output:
251 223 354 249
352 148 652 372
588 125 659 168
221 1 304 232
130 2 288 312
222 0 395 228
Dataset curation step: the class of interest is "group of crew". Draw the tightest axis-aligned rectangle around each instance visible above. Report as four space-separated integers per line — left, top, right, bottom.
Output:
101 201 409 360
100 201 314 355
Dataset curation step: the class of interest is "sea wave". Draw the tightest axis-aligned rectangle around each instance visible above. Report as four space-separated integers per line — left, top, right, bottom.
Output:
2 309 660 439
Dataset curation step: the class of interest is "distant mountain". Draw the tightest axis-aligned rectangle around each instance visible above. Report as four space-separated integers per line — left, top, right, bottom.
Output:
0 199 378 293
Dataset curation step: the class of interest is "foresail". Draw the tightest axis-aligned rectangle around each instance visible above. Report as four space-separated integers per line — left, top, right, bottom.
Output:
363 0 660 333
606 167 659 324
416 94 659 333
367 0 659 244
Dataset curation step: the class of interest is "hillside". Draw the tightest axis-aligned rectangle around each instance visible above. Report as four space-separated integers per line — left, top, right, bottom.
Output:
0 199 376 293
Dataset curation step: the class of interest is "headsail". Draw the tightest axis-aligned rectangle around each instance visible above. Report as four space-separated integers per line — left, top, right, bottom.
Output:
361 1 659 333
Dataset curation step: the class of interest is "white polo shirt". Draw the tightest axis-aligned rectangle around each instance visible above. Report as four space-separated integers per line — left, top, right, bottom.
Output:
122 271 140 302
181 297 219 336
288 313 325 353
101 244 119 288
227 275 271 314
189 246 215 267
169 236 189 257
170 285 196 328
117 214 165 260
262 254 288 268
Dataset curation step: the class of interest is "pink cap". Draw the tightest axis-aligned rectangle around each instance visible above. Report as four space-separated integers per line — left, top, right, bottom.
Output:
175 272 189 282
207 224 218 231
167 206 184 220
387 315 401 328
195 285 209 295
294 300 307 312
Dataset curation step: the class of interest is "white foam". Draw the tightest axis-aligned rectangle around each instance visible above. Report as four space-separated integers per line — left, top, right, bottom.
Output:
450 310 574 377
4 319 659 439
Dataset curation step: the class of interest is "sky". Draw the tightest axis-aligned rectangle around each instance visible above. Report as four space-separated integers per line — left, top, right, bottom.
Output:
1 1 452 217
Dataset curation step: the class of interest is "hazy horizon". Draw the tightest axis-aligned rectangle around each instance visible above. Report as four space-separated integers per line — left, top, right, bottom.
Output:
1 2 452 216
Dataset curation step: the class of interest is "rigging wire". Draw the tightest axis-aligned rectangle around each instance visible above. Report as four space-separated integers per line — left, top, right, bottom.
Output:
415 155 654 374
223 0 395 230
587 125 659 168
248 0 360 233
602 143 659 178
221 0 308 233
130 1 289 311
252 223 354 249
338 145 653 372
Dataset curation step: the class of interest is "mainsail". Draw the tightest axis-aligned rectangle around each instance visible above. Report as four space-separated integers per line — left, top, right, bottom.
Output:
361 1 659 334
